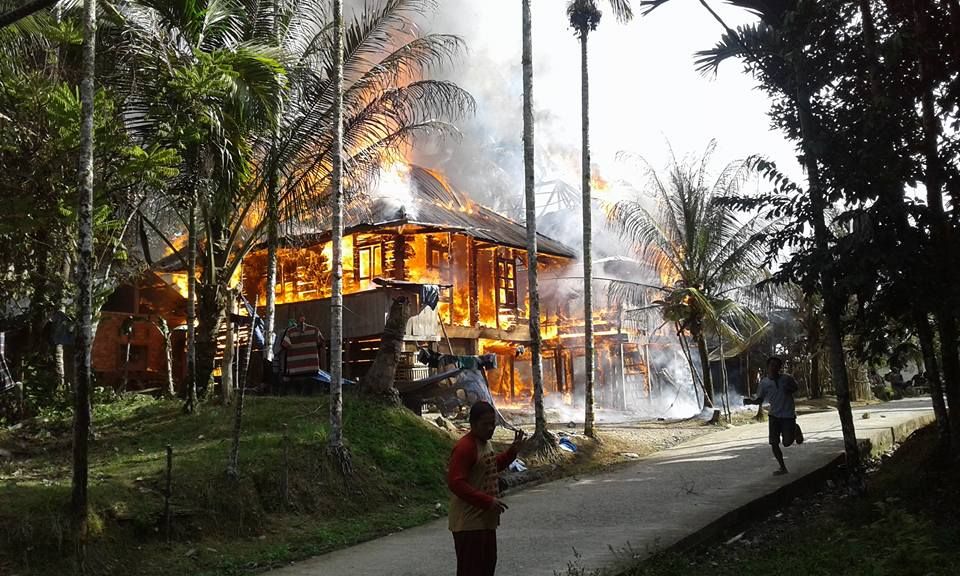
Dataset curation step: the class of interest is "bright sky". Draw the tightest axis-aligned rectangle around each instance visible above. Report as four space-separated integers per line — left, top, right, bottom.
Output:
421 0 803 193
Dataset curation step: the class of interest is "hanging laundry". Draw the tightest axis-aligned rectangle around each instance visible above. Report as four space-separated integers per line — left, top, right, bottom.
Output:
419 284 441 311
282 320 324 378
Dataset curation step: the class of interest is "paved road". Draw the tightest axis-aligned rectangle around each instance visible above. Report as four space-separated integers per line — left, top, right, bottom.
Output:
267 399 934 576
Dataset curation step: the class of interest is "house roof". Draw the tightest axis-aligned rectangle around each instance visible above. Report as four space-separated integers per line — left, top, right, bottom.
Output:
277 165 577 258
154 164 576 272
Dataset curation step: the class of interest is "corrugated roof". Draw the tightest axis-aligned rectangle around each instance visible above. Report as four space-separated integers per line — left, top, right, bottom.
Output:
154 165 576 272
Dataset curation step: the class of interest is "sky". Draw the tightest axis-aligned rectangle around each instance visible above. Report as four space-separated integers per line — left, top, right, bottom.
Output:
406 0 804 209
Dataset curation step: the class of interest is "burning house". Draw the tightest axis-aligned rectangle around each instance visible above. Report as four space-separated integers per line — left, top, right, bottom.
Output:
236 161 656 411
95 161 663 415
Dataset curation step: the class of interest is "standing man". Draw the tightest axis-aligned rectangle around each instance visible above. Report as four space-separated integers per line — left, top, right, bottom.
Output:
745 356 804 475
447 401 525 576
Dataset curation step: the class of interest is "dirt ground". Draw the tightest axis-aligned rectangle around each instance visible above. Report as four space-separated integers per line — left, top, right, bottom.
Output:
422 408 721 490
422 395 873 489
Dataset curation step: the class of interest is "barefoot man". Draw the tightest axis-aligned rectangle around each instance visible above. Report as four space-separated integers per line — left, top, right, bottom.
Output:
447 401 525 576
744 356 803 475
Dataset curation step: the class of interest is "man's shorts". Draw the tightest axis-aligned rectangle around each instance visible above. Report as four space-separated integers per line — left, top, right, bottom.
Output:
769 415 797 446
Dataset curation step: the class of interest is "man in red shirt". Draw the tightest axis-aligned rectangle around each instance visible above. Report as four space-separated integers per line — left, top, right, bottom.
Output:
447 401 525 576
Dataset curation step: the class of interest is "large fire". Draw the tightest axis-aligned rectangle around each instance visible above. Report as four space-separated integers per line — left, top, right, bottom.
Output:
148 141 653 415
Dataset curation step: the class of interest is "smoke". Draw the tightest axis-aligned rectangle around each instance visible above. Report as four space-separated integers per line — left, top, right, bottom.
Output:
367 163 420 222
409 0 805 217
411 1 585 220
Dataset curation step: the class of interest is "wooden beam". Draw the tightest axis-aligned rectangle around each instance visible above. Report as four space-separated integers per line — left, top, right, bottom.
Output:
469 237 479 327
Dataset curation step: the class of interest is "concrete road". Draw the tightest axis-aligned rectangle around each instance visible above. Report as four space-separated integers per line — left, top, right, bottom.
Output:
267 399 934 576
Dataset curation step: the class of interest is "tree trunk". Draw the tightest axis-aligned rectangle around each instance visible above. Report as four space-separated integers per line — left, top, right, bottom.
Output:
913 0 960 442
676 322 704 409
263 158 279 368
809 352 822 399
221 298 235 406
522 0 555 455
121 338 131 393
195 282 225 401
361 297 405 404
185 200 198 413
719 337 731 422
55 252 71 393
860 0 949 441
156 318 175 399
71 0 96 563
796 77 862 490
915 311 950 440
227 307 256 478
579 30 596 438
328 0 350 473
695 329 715 408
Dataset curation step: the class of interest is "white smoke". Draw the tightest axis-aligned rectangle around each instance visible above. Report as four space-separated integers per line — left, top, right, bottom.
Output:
367 164 420 222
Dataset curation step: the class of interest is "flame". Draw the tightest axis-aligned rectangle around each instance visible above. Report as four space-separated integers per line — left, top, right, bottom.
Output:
163 234 189 257
591 164 610 195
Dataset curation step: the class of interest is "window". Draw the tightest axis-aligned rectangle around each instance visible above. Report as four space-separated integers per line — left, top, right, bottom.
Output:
427 237 449 274
496 258 517 308
357 243 383 284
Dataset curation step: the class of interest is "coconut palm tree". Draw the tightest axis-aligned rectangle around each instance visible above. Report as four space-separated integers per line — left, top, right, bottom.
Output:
72 0 95 553
605 143 770 411
328 0 348 471
521 0 556 455
129 0 473 401
641 0 865 487
118 0 286 413
566 0 633 438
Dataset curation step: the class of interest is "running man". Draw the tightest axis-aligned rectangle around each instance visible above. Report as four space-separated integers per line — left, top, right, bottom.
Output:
745 356 804 475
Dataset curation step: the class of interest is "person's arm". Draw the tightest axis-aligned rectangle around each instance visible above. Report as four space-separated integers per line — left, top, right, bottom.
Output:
495 429 525 471
745 382 766 405
784 375 798 394
447 438 495 510
496 445 519 471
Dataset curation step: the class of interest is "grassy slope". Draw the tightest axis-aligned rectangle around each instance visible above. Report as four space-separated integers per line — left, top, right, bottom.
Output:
0 394 454 575
622 425 959 576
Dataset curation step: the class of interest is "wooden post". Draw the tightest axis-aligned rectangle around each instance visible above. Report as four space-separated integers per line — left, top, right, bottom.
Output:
616 307 626 409
494 249 501 331
164 444 173 541
281 424 289 509
556 347 566 395
745 348 752 397
643 338 655 397
394 234 407 281
468 238 479 327
446 232 454 325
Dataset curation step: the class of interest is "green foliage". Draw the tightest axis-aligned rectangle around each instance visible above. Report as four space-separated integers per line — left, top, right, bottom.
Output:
0 395 454 575
604 143 771 378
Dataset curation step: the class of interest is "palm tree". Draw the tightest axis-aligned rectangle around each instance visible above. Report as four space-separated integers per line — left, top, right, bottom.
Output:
522 0 556 455
132 0 473 399
566 0 633 438
328 0 348 472
71 0 95 555
641 0 864 488
119 0 286 410
605 143 769 411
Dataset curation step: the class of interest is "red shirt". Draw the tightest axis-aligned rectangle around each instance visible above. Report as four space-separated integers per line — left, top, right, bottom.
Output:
447 432 518 517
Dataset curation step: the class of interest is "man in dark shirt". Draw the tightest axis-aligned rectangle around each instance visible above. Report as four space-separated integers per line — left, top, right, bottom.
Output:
745 357 804 475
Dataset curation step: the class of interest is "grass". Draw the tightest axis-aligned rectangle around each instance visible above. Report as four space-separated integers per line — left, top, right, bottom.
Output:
0 393 455 575
606 424 959 576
